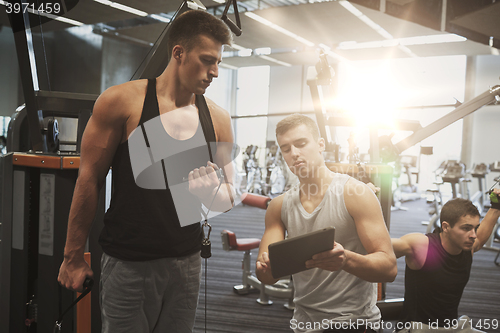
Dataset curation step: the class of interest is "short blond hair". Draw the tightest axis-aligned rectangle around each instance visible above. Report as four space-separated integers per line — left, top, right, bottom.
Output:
276 114 320 141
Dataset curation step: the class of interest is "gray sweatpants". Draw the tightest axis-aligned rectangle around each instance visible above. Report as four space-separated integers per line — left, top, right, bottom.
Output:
100 252 202 333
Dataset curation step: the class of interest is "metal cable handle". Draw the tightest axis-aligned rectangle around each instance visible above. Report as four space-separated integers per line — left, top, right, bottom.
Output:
53 277 94 332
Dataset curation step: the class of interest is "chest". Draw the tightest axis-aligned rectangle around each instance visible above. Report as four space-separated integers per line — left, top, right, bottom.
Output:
160 105 199 141
300 195 325 214
124 103 200 143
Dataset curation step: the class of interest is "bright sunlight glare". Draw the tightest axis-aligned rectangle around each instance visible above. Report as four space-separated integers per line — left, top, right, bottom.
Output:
329 61 410 133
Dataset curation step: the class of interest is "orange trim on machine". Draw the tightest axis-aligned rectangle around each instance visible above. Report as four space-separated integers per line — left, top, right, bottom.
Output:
12 153 61 169
77 252 92 333
12 153 80 169
62 156 80 169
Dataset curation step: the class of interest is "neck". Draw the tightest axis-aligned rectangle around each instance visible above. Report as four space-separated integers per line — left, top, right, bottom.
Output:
156 64 195 109
298 165 334 196
439 233 462 255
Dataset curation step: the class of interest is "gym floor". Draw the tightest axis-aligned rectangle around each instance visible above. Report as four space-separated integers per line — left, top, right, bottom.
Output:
193 198 500 333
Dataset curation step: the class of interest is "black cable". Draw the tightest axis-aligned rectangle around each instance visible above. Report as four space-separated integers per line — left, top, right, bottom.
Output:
53 278 94 332
205 258 208 333
129 1 183 81
34 0 51 91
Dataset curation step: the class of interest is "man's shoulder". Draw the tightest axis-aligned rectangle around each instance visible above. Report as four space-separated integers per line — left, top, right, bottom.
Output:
101 79 147 103
268 193 286 213
94 80 148 120
401 233 430 250
204 97 230 120
204 97 232 142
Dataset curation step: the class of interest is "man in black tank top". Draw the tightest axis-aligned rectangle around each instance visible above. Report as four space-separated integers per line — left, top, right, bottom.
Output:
58 10 236 333
392 191 500 332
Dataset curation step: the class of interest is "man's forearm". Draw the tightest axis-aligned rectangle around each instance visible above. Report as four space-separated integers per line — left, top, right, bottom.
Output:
342 250 397 283
475 208 500 250
64 180 100 259
255 253 279 285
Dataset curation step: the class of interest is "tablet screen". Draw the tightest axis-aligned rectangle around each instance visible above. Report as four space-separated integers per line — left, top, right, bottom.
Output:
268 227 335 279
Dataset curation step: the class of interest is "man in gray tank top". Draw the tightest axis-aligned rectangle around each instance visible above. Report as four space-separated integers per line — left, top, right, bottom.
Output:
256 114 397 333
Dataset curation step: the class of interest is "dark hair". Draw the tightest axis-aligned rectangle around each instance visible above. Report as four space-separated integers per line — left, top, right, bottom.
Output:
439 198 480 230
167 10 232 59
276 114 320 141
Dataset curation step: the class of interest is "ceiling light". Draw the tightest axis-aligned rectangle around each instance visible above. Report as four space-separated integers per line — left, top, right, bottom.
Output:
244 12 272 26
259 55 292 67
220 63 238 70
245 12 315 47
400 34 466 45
238 49 252 57
231 43 251 51
150 14 170 23
338 1 363 17
319 43 331 51
338 1 419 57
339 1 393 39
94 0 148 17
51 15 84 26
255 47 272 55
338 34 467 50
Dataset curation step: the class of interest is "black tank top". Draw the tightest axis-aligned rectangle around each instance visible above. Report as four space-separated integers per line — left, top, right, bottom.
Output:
99 78 216 261
401 233 472 326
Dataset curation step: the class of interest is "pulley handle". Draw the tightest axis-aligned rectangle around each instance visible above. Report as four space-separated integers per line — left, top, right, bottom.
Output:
221 0 242 36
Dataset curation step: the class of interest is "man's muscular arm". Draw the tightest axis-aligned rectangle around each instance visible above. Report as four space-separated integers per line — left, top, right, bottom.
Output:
57 84 130 292
306 179 397 282
473 188 500 252
256 195 286 285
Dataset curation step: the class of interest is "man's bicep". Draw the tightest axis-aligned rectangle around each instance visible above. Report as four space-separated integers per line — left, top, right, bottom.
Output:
398 233 428 269
345 181 392 254
357 216 393 255
392 237 412 258
259 197 286 255
212 106 235 185
78 96 124 185
214 143 236 185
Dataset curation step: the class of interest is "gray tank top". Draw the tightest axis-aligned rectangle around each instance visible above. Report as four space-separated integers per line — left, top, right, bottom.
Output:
281 173 380 331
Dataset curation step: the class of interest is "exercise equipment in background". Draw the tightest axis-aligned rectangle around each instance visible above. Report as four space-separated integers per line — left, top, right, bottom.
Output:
440 160 467 199
397 155 421 202
466 163 490 216
242 144 287 197
221 193 295 309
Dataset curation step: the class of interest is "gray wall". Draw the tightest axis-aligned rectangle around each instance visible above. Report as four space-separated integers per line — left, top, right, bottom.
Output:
267 65 311 144
101 37 149 92
48 28 103 95
469 55 500 191
0 25 105 118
